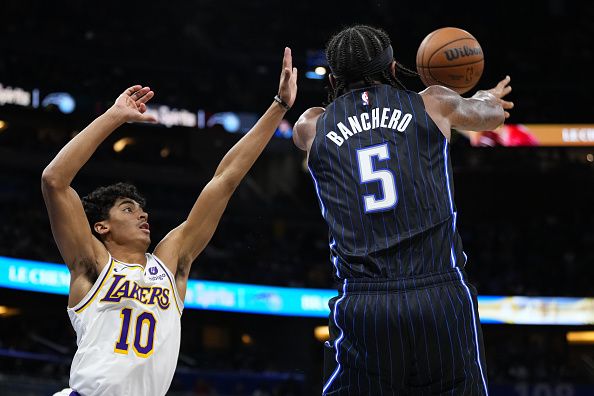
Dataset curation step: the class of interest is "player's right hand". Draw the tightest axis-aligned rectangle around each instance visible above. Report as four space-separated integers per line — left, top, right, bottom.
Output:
110 85 158 123
486 76 514 119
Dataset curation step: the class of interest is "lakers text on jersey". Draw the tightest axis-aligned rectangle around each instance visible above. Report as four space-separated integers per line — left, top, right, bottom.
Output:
67 253 183 396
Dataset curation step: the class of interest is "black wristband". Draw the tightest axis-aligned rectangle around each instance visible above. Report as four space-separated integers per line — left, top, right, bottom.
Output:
274 94 291 111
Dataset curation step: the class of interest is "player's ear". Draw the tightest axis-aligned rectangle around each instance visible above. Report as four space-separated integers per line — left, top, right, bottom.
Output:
328 74 336 89
94 221 109 237
389 61 397 78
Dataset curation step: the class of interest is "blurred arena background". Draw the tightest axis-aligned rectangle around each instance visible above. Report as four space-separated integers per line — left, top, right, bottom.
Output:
1 1 593 395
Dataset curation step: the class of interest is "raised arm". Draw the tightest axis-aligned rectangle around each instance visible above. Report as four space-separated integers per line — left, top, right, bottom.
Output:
41 86 156 305
420 76 514 140
154 48 298 296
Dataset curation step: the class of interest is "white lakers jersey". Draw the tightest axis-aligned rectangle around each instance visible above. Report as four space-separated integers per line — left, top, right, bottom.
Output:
67 253 183 396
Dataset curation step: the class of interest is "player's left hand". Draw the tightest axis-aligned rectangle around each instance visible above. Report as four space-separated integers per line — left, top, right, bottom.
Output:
277 47 298 109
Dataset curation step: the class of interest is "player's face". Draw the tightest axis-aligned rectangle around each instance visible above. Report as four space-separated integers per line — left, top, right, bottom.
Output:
104 198 151 248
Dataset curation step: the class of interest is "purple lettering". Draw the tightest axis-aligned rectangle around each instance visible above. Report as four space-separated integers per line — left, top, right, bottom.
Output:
100 275 126 302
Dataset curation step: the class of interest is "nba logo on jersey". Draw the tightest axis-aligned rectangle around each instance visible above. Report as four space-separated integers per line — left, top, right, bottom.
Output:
149 266 158 275
361 91 370 106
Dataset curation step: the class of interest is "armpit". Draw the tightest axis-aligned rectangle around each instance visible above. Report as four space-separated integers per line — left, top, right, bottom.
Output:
77 257 99 284
175 255 191 280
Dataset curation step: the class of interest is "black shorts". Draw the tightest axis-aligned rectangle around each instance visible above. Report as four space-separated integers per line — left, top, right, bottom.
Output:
322 269 488 396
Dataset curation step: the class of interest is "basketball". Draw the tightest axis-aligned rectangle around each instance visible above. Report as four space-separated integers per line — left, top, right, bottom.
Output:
416 27 484 94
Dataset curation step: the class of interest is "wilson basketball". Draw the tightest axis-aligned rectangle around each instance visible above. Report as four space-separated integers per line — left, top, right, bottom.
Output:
416 27 484 94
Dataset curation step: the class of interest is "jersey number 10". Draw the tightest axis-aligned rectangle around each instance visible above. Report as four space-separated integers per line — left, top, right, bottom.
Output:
114 308 157 358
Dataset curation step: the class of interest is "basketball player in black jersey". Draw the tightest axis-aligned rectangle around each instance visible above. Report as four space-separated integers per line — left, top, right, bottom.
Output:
294 26 513 395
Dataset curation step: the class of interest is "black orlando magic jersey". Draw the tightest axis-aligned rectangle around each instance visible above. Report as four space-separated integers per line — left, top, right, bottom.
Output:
308 84 466 279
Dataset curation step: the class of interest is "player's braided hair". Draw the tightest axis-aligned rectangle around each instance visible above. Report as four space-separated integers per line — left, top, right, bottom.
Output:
325 25 417 102
82 182 146 240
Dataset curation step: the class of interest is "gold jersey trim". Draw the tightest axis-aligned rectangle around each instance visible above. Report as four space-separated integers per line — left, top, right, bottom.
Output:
73 257 115 314
151 254 183 316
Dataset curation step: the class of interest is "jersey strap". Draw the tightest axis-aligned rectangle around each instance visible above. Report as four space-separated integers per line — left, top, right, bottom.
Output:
71 256 115 314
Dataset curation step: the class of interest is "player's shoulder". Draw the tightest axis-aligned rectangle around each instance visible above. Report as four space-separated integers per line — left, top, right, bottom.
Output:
299 106 325 120
295 106 325 133
294 107 325 152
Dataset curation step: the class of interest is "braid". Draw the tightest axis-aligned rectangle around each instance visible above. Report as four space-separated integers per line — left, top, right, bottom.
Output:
325 31 348 103
325 25 419 103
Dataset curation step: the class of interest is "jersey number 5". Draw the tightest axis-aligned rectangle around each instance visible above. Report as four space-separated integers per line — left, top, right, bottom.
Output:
357 143 398 213
114 308 157 358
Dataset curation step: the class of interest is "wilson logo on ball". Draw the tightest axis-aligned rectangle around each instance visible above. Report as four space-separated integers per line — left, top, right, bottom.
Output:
416 27 485 94
444 45 483 61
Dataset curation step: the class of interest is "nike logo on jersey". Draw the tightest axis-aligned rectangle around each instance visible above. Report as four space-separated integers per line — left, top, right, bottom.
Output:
326 107 413 147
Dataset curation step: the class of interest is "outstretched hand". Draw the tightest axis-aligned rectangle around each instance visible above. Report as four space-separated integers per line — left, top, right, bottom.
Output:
111 85 158 123
486 76 514 119
277 47 298 109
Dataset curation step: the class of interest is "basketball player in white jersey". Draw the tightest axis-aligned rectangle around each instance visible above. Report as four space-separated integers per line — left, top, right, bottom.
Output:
43 48 297 396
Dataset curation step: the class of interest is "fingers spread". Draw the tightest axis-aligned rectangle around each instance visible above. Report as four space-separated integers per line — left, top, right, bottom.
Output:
131 87 150 98
125 85 143 95
137 90 155 104
496 80 509 93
